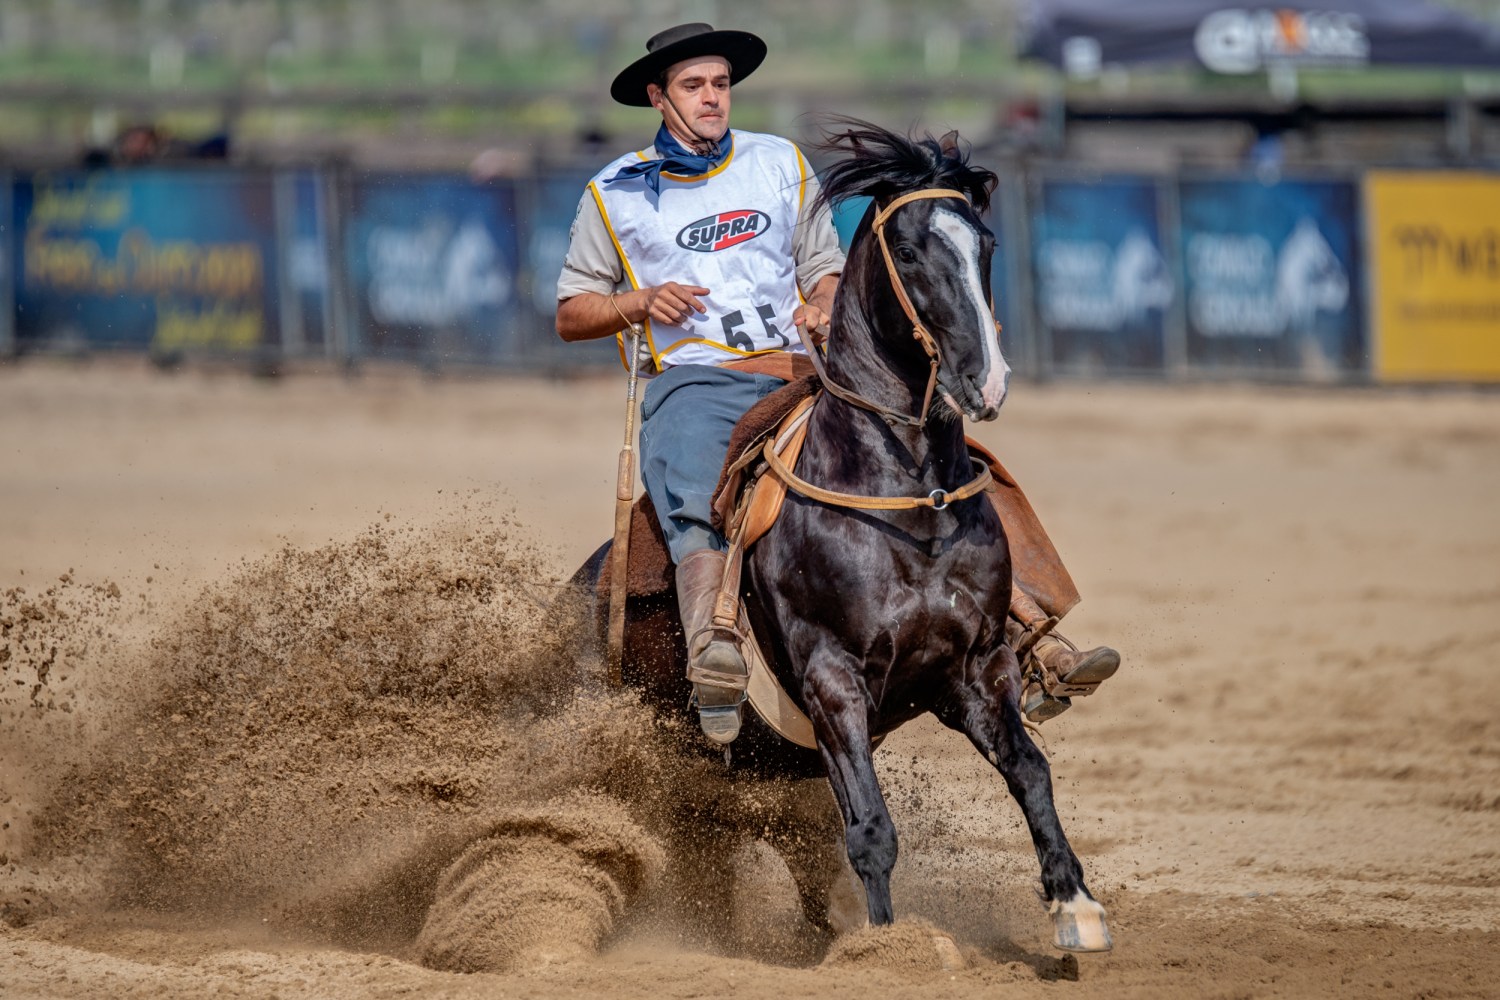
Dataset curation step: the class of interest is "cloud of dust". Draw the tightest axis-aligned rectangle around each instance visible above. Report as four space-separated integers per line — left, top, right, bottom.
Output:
3 506 1039 971
4 511 772 967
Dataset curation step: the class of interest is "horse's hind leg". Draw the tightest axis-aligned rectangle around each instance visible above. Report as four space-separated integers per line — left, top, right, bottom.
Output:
934 644 1113 953
803 661 899 926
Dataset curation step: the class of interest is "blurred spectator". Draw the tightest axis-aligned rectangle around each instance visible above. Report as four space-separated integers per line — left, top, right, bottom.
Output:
577 124 610 158
80 122 231 169
1245 122 1285 183
115 124 164 165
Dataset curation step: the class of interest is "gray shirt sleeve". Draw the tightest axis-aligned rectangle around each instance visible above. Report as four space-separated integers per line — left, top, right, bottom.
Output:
792 169 845 295
556 147 846 303
556 189 627 302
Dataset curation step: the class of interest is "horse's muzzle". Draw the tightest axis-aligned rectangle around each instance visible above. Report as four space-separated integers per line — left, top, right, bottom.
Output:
946 370 1007 422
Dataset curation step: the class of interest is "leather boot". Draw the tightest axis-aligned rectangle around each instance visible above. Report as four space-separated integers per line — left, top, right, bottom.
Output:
1020 632 1121 725
675 548 748 745
1008 584 1058 656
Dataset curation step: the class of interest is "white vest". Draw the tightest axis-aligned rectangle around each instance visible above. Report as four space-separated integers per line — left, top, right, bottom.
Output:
589 130 809 370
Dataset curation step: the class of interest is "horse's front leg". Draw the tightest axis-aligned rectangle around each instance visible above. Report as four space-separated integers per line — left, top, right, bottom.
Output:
802 654 898 926
934 643 1113 953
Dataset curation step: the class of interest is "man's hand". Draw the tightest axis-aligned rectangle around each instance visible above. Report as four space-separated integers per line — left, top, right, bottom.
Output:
643 282 710 325
792 302 830 344
793 273 839 345
557 281 710 343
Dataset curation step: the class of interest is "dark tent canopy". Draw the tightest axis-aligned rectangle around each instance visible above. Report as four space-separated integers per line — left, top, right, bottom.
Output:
1021 0 1500 76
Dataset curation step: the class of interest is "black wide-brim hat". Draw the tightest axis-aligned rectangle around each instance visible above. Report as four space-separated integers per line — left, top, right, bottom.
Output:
610 23 767 107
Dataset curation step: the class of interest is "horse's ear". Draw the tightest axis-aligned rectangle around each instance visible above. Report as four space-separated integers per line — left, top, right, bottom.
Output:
938 130 963 160
870 182 899 210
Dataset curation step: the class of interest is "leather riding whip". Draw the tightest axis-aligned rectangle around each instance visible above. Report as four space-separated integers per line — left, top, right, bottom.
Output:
606 311 644 687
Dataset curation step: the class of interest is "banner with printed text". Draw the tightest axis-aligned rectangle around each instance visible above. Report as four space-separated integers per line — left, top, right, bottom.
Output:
1179 177 1364 375
1031 176 1169 373
520 169 617 365
1032 176 1170 371
344 174 522 363
1366 172 1500 382
13 169 279 352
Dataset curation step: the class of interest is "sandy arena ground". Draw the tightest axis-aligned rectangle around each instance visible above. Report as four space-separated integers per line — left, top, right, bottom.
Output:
2 358 1498 999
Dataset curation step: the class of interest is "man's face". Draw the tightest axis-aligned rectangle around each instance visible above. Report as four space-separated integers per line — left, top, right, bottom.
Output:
648 56 731 145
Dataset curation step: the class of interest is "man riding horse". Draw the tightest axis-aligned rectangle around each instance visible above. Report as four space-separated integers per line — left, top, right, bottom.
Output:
556 23 1119 742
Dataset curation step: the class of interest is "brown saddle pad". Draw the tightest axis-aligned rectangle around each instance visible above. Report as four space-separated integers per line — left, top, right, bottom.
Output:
599 375 822 601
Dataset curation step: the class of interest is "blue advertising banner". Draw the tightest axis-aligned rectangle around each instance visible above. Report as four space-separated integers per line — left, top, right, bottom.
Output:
277 170 333 354
1031 176 1170 372
343 174 522 363
1179 177 1365 374
830 196 869 251
520 169 617 365
0 173 13 353
13 169 280 352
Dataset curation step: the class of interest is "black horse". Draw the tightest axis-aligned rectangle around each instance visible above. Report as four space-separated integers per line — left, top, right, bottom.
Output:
573 122 1110 953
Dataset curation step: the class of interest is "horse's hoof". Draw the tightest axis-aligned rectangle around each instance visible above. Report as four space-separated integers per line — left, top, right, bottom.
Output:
1049 893 1113 953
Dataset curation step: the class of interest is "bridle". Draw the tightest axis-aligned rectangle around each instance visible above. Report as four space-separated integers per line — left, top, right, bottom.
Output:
778 186 996 513
797 187 982 429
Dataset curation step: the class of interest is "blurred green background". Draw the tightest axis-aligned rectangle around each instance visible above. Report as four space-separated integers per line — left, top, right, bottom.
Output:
2 0 1498 169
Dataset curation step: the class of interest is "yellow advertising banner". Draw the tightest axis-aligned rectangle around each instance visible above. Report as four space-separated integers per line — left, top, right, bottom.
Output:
1366 172 1500 381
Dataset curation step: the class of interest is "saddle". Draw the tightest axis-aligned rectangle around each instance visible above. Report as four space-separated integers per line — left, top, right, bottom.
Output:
596 368 1081 748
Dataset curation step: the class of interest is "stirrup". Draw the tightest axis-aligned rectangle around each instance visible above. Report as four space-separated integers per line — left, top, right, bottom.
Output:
1021 673 1072 724
686 626 748 745
689 686 747 745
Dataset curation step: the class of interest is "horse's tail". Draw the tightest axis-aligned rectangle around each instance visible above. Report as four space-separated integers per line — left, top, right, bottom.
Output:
562 540 612 660
568 540 611 593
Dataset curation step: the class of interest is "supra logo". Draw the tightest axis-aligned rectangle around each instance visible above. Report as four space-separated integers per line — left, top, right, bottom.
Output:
676 210 771 252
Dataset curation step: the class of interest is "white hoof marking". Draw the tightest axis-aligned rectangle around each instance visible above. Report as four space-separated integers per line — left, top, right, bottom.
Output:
1049 892 1113 953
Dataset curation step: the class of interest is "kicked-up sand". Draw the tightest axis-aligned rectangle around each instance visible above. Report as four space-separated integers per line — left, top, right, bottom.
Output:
2 357 1497 999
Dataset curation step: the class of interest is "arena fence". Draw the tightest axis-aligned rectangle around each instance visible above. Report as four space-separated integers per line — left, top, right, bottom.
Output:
3 163 1497 383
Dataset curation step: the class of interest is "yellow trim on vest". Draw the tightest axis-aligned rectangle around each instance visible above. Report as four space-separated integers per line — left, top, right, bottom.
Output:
589 180 662 372
657 337 787 364
795 146 808 212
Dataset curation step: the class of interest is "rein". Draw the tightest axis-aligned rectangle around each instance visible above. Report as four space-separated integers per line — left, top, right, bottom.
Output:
763 432 993 512
799 187 968 429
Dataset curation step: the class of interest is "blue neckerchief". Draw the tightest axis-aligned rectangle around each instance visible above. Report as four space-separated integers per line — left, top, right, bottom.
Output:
606 124 732 195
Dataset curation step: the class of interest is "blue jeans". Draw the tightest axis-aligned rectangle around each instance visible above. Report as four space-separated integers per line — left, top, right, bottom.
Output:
639 364 787 563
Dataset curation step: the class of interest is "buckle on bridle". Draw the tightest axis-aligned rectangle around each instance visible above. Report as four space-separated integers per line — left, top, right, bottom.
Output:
928 489 950 511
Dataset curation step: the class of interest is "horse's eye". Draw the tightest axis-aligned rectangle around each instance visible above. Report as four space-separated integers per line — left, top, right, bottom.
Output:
896 245 918 264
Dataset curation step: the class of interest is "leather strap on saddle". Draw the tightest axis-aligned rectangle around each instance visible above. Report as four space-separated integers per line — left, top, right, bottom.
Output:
719 351 819 383
706 396 822 749
711 396 817 631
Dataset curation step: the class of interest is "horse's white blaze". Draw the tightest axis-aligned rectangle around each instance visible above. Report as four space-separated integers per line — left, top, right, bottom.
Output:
932 208 1010 412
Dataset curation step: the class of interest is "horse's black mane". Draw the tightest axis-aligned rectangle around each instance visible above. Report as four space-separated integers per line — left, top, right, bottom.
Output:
811 118 998 218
